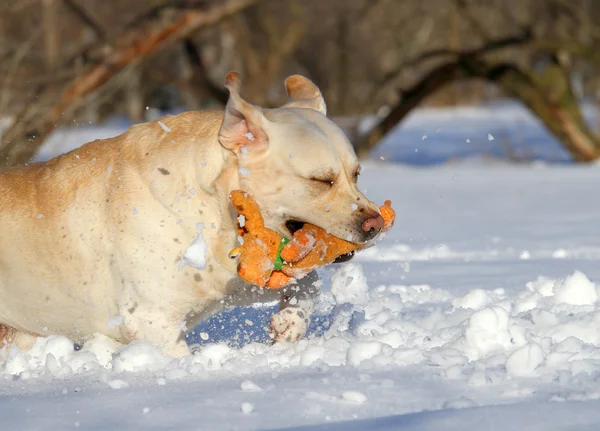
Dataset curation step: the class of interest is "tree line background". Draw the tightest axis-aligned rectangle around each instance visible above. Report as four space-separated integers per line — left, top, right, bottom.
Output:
0 0 599 166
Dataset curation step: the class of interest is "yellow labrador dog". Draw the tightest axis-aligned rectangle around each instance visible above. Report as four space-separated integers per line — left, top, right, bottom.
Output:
0 72 384 357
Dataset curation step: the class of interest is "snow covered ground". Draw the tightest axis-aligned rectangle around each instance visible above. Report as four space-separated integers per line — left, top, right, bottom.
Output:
368 100 599 165
3 102 600 430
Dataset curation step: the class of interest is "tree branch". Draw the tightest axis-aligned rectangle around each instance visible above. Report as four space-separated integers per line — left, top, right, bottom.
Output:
373 32 534 94
125 0 211 29
0 0 268 166
63 0 106 42
356 53 600 162
452 0 492 42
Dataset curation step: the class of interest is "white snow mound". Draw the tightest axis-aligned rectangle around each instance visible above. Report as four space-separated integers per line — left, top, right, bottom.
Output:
1 271 598 397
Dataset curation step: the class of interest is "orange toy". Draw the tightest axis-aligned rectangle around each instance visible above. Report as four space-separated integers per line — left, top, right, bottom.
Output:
229 191 395 289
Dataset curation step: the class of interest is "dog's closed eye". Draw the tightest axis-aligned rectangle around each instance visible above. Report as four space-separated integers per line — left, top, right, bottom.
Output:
353 167 361 183
310 176 336 187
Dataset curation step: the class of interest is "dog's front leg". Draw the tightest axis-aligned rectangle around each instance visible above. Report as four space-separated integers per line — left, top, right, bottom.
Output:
120 303 190 358
270 270 321 343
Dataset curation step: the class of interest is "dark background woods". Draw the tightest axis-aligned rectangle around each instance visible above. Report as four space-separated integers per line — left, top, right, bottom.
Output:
1 0 599 165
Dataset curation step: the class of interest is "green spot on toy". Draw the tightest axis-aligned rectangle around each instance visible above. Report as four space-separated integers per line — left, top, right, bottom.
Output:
273 237 290 270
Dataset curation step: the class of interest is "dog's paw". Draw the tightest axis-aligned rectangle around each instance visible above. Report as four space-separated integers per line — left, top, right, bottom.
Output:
270 307 309 343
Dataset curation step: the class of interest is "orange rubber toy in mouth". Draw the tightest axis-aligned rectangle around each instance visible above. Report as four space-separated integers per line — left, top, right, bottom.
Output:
228 190 395 289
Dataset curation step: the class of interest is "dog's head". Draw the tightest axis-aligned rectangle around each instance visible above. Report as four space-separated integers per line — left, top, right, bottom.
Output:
218 72 384 244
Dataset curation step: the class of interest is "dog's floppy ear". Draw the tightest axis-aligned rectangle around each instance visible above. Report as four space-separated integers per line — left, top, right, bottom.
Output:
283 75 327 116
218 71 268 154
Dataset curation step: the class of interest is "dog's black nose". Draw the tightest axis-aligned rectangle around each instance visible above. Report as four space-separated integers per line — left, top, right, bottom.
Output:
361 214 384 240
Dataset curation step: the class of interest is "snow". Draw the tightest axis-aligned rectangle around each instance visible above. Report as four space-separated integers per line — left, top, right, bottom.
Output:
367 99 598 165
240 380 262 392
179 229 207 272
3 102 600 429
107 379 129 390
241 402 255 414
505 342 544 377
158 121 171 133
341 391 368 404
112 342 172 373
106 315 124 329
461 306 512 361
330 263 368 307
346 341 383 366
553 271 598 306
452 289 491 309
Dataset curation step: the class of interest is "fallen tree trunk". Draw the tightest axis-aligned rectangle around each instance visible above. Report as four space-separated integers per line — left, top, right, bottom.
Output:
0 0 266 167
357 54 600 163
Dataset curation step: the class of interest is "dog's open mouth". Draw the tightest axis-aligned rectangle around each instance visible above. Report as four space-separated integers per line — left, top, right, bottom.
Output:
284 219 355 263
285 219 305 236
333 250 355 263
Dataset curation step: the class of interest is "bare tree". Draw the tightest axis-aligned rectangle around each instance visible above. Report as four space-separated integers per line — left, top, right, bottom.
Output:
356 0 600 162
0 0 267 166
